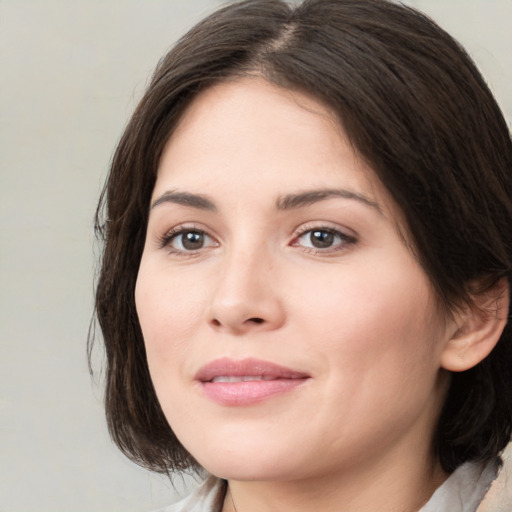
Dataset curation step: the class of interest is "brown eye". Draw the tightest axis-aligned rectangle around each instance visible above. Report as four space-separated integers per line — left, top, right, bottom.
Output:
180 231 205 250
165 229 217 253
294 227 355 253
310 230 335 248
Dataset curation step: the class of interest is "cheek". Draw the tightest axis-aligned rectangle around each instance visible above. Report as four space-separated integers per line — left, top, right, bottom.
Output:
135 261 205 365
292 258 442 372
292 266 444 442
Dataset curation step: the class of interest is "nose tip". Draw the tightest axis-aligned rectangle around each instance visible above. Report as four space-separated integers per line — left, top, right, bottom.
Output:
208 261 285 335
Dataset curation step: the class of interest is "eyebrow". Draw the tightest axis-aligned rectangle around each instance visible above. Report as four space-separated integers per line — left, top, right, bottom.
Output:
150 187 381 214
151 190 217 211
276 188 382 213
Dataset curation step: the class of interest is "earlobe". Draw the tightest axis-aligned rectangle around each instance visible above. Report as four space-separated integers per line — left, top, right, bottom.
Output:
441 278 509 372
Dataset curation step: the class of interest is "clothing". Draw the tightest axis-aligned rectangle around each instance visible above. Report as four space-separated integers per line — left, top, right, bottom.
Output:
154 475 225 512
420 459 499 512
154 458 508 512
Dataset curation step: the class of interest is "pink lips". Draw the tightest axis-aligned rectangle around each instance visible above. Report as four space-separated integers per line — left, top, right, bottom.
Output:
195 357 310 406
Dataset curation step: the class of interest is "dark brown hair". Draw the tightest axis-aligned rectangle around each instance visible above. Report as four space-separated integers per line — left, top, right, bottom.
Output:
92 0 512 474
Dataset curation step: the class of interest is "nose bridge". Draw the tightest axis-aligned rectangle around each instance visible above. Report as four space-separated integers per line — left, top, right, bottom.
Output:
209 235 284 333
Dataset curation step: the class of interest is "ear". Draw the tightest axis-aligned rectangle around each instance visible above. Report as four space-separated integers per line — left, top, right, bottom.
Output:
441 278 509 372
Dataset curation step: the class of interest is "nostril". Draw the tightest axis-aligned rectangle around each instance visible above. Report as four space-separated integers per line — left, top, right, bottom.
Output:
210 316 267 330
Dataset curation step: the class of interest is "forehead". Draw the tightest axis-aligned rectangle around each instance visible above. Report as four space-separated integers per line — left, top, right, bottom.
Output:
154 77 396 219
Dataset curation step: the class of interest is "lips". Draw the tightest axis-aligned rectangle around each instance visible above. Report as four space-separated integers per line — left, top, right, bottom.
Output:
195 357 310 406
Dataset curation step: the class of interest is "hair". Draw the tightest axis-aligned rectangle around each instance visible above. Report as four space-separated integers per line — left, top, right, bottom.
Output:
92 0 512 475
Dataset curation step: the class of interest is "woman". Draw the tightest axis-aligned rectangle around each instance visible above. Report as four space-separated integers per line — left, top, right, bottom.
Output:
92 0 512 510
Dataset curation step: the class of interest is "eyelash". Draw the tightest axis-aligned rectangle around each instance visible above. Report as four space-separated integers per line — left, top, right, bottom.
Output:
158 225 217 257
158 224 357 256
291 224 357 255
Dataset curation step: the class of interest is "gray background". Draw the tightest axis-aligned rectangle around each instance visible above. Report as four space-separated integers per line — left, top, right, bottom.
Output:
1 1 511 511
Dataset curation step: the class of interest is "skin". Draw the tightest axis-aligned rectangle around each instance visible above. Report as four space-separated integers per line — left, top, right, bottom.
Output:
135 77 458 512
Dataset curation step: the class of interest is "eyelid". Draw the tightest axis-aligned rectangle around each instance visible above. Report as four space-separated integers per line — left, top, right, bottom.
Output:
291 221 356 239
158 223 219 254
290 222 357 254
155 221 356 256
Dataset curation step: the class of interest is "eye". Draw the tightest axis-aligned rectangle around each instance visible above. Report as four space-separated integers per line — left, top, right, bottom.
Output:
293 227 356 252
161 227 217 253
304 230 337 249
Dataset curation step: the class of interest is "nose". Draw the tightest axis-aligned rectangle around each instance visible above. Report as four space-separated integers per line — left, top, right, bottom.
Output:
208 247 285 335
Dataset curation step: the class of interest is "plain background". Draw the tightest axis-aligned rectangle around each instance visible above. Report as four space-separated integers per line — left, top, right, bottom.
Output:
1 1 511 511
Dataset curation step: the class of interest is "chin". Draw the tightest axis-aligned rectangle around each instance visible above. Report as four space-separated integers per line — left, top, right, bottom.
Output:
201 457 303 482
182 433 309 482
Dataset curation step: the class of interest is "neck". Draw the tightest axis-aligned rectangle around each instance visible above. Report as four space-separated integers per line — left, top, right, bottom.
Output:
223 452 447 512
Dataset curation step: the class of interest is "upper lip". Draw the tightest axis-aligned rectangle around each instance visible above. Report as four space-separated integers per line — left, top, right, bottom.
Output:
195 357 310 382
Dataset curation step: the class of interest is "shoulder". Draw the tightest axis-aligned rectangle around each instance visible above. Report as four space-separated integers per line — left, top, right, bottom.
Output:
152 476 226 512
478 445 512 512
421 451 512 512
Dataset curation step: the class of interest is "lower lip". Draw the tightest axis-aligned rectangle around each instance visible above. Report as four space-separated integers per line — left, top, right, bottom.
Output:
200 378 309 406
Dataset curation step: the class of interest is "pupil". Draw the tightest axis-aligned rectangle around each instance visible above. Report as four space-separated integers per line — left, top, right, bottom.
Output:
182 231 204 250
311 230 334 248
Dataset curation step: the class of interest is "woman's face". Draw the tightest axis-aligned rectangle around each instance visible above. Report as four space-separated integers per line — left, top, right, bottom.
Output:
135 77 453 482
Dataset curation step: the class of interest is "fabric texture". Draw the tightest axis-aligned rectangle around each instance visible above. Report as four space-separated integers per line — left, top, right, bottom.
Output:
419 458 500 512
154 458 508 512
